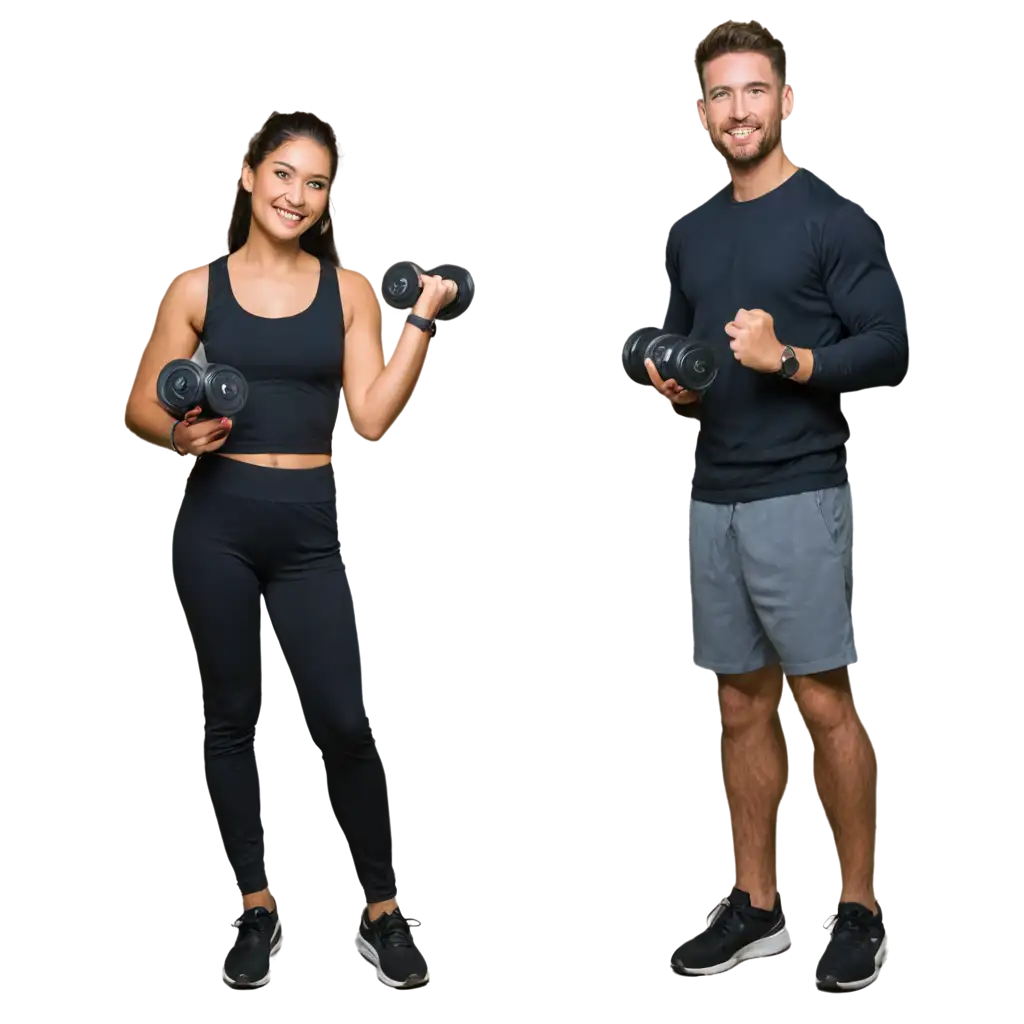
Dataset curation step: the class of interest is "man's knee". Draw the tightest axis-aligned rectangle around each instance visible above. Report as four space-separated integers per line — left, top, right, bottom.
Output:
788 667 854 733
718 664 784 733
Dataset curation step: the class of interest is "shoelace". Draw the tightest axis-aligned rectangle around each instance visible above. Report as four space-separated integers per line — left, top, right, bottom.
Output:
375 912 422 949
232 909 270 939
706 898 744 937
822 910 872 944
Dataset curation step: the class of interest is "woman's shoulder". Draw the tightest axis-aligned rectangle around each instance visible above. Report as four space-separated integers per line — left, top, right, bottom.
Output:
168 260 217 292
163 261 216 327
334 265 377 306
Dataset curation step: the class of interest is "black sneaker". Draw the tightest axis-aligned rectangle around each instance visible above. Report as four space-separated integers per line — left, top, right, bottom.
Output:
816 901 887 992
671 888 791 976
356 907 429 989
222 905 282 989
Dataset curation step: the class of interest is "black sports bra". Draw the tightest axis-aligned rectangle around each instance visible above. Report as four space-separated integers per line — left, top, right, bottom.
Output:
199 254 345 454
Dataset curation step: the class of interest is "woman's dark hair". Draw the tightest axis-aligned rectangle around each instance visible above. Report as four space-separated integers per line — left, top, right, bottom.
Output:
228 111 342 266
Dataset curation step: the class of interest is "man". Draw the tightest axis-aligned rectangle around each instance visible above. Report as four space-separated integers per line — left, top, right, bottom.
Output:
650 20 908 992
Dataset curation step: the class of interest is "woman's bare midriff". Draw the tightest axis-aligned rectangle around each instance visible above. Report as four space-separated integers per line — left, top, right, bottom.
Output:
218 453 331 469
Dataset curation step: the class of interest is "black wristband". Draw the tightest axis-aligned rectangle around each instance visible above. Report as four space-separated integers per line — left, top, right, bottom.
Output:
406 314 437 337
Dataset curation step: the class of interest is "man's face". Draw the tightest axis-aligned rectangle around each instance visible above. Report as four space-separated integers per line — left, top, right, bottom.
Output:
698 51 793 169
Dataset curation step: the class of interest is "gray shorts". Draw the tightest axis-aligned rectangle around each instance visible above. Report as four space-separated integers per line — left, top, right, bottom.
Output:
688 483 857 676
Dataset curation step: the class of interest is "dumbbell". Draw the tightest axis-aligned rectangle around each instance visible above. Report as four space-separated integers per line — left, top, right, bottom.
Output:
621 327 718 392
157 359 249 419
381 261 475 320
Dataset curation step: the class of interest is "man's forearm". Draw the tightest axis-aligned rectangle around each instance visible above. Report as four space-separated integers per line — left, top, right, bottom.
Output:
782 332 906 391
789 347 814 383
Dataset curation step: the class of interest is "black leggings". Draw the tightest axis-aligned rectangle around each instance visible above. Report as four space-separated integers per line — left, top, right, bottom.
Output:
171 455 396 902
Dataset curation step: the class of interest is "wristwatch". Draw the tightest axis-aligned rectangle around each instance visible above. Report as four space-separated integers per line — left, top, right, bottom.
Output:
403 311 436 335
778 344 799 379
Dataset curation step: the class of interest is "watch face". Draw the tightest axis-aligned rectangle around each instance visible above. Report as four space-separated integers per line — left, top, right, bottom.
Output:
780 349 798 377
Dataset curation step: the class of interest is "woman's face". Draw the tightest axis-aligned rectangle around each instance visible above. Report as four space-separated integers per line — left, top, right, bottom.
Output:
243 136 332 242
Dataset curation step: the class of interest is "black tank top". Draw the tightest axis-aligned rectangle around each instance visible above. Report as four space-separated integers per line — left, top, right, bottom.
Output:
199 254 345 454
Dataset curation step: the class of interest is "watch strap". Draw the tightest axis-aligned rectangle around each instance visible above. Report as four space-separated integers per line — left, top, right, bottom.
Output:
406 313 437 337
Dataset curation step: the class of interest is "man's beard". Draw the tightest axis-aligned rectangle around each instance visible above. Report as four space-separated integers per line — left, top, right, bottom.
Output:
712 117 782 172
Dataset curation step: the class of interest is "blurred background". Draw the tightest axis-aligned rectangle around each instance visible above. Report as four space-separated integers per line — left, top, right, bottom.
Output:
2 2 1024 1007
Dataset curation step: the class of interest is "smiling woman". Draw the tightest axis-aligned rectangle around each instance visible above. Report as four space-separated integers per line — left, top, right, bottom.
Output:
123 110 460 993
228 112 339 269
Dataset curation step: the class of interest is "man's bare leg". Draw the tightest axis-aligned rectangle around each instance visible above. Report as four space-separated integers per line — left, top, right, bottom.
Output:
789 666 886 991
670 662 791 976
794 667 876 909
716 663 786 913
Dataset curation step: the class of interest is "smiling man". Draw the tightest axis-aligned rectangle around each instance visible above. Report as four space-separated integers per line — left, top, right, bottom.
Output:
648 20 909 992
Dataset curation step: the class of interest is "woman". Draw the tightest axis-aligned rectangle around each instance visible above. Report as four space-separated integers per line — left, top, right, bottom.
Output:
124 110 456 991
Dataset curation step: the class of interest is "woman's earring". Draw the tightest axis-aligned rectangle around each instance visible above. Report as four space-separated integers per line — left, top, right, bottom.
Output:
320 217 331 235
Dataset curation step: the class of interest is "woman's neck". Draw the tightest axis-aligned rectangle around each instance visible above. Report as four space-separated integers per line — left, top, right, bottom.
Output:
234 229 308 272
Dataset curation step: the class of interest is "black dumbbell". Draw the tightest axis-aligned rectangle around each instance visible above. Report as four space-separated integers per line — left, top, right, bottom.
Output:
622 327 718 392
381 261 475 320
157 359 249 419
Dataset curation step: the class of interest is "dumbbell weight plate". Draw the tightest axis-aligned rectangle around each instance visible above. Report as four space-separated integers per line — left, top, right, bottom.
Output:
622 327 661 385
428 264 475 321
634 329 716 393
203 363 248 418
381 261 424 309
674 342 718 392
157 359 205 416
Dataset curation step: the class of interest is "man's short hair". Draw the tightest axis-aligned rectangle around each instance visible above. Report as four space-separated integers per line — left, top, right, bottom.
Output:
692 19 794 95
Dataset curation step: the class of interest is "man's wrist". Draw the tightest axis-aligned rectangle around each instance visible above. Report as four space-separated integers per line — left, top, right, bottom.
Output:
776 341 814 383
791 346 814 382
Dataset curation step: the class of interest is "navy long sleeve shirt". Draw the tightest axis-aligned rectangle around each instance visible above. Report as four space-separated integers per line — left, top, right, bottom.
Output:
664 167 908 504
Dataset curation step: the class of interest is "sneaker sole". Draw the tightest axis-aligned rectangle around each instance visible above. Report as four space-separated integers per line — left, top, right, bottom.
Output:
355 933 429 989
222 924 283 990
672 925 792 976
816 935 888 992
